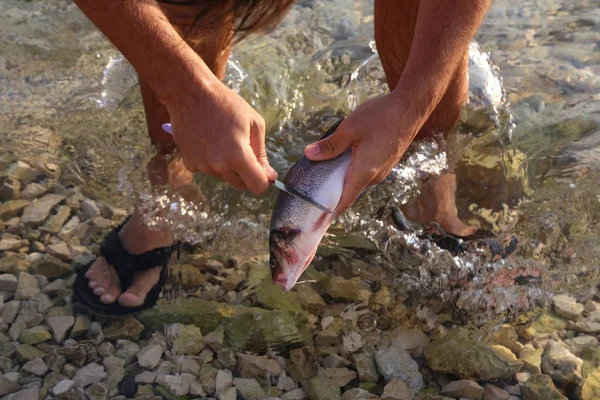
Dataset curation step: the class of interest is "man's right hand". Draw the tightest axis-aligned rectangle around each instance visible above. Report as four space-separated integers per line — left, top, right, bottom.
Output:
165 78 278 195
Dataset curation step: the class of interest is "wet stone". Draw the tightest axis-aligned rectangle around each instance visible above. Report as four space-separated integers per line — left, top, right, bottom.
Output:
81 198 101 219
564 335 599 357
163 373 196 396
236 353 283 378
483 384 510 400
289 347 319 382
352 352 379 383
318 368 357 387
203 326 224 351
303 376 341 400
52 379 74 396
342 388 379 400
381 379 413 400
103 316 143 340
541 340 583 385
199 363 218 395
0 274 18 292
7 385 40 400
519 345 543 374
114 339 140 364
553 294 584 320
217 347 236 370
439 380 483 399
521 374 567 400
284 388 308 400
215 369 233 393
343 332 363 353
177 357 200 376
375 344 423 394
323 354 351 369
0 200 30 220
233 377 266 400
491 325 523 355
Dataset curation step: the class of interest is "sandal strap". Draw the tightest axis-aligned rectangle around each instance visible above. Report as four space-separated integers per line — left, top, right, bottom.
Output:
99 217 175 288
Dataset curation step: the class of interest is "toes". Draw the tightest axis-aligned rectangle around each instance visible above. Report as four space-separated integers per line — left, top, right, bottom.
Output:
118 267 161 308
99 273 121 304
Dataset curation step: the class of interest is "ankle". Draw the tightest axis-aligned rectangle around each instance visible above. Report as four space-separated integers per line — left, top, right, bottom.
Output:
118 214 175 255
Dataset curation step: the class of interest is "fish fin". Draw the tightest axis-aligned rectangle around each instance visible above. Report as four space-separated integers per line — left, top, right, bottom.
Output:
318 118 345 141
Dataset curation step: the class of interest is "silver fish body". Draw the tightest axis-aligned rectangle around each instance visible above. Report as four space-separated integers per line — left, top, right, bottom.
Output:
269 120 351 291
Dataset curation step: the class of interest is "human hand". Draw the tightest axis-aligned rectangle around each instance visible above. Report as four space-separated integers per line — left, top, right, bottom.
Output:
304 92 424 215
163 80 277 195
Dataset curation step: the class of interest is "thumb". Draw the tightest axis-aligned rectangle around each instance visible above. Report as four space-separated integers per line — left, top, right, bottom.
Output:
305 125 354 161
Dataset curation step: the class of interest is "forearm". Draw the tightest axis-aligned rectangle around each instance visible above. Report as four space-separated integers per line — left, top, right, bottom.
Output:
73 0 217 104
393 0 492 116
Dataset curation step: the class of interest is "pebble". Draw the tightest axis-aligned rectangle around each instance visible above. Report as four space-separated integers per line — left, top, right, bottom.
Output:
375 344 423 394
137 344 163 369
115 339 140 364
190 380 207 396
237 353 283 378
0 274 18 292
45 242 72 261
352 352 379 383
86 382 110 400
135 371 157 384
118 375 137 397
343 332 363 353
47 316 74 343
483 384 510 400
283 388 308 400
440 380 484 399
163 373 196 396
541 340 583 385
0 239 22 251
52 379 74 396
318 368 357 387
21 194 65 226
73 362 107 387
41 205 71 234
15 272 40 300
553 294 585 320
564 335 599 356
233 377 266 400
0 376 20 396
178 357 200 376
7 385 40 400
22 357 48 376
20 183 47 200
215 369 233 393
381 379 413 400
81 198 101 219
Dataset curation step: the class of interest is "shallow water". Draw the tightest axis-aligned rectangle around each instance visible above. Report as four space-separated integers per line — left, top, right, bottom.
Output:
1 0 599 329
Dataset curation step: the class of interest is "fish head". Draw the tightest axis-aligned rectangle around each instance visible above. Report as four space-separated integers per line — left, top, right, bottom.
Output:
269 225 318 291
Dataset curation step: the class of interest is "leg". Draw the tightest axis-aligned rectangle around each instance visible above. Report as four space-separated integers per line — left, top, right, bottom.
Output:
374 0 476 236
86 6 235 307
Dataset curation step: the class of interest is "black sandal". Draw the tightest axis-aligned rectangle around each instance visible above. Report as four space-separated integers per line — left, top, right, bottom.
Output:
391 208 518 260
73 217 178 318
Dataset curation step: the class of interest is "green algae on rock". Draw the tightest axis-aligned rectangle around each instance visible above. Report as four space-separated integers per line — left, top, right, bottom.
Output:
424 328 523 380
580 369 600 400
172 324 205 356
138 298 312 352
521 374 567 400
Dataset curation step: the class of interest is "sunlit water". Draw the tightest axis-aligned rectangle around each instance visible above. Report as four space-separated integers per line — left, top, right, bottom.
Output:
1 0 599 328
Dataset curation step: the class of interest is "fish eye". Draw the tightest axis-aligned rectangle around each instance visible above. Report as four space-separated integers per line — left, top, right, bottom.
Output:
269 258 276 269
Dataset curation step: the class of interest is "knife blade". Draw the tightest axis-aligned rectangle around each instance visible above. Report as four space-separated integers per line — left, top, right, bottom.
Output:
270 179 332 214
161 123 332 214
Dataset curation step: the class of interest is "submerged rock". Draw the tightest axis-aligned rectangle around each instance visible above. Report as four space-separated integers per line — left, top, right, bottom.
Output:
521 374 567 400
303 376 341 400
541 340 583 385
424 328 523 380
375 344 423 394
137 298 312 352
553 294 584 320
440 380 484 399
171 324 205 356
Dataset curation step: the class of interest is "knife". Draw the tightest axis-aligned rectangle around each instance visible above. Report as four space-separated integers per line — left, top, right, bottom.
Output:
161 123 333 214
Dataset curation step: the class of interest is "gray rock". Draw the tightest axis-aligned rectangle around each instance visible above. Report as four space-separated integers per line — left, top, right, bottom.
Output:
163 373 196 396
0 274 18 292
81 199 101 219
341 388 379 400
237 353 283 379
5 161 40 184
41 206 71 234
564 335 599 357
0 376 20 396
199 363 218 395
5 385 40 400
541 340 583 385
0 356 13 373
137 344 163 369
177 357 200 376
58 216 80 241
135 371 157 384
97 342 114 358
0 177 21 201
352 352 379 383
483 384 510 400
20 183 48 200
3 372 19 383
21 194 65 226
375 345 423 394
303 376 341 400
283 388 308 400
317 368 357 387
440 380 483 399
233 377 266 400
216 369 233 393
15 272 40 300
52 379 74 396
19 326 52 345
1 300 20 324
190 380 207 396
85 382 110 400
69 315 90 338
381 379 414 400
220 386 237 400
47 316 74 343
45 242 72 262
102 366 124 390
47 352 66 373
73 363 107 387
9 320 26 341
30 255 70 279
553 294 584 320
102 355 125 371
22 357 48 376
323 354 351 369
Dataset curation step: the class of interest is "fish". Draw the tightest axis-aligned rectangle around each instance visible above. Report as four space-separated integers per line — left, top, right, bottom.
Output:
269 119 351 291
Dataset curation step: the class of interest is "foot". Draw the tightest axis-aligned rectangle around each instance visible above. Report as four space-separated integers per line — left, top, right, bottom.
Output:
84 214 174 307
401 172 477 237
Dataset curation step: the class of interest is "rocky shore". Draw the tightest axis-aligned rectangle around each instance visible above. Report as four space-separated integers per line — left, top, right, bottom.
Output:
0 158 599 400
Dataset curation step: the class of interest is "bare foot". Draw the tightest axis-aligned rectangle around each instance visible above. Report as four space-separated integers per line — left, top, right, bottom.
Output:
402 172 477 237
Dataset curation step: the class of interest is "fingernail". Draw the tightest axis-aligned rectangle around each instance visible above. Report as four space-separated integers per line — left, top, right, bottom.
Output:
93 287 106 296
162 123 172 135
266 165 278 180
305 143 320 158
